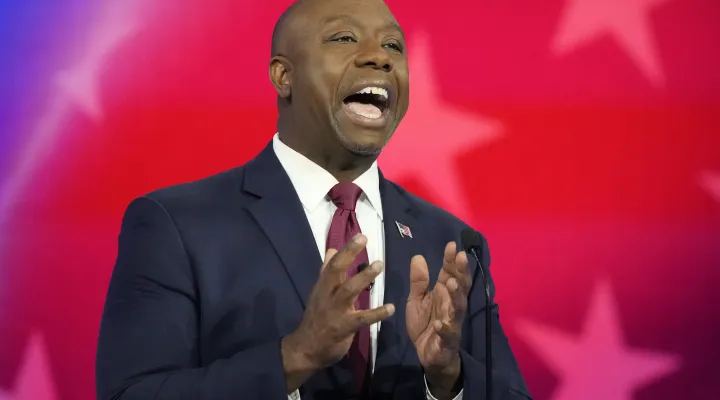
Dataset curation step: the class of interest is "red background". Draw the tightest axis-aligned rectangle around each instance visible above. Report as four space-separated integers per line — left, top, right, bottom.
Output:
0 0 718 399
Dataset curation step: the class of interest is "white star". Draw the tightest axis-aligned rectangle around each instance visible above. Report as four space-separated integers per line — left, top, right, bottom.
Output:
379 33 503 222
515 281 681 400
0 0 141 237
55 0 140 120
552 0 668 86
699 171 720 203
0 333 59 400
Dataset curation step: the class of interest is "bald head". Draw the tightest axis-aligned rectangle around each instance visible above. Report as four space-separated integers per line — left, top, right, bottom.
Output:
271 1 305 57
271 0 398 57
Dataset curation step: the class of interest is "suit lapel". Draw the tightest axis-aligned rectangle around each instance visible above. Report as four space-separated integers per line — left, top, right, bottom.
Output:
372 174 422 397
243 142 322 308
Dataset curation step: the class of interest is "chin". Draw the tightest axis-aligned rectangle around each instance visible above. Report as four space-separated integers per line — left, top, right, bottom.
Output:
332 111 393 156
333 124 388 157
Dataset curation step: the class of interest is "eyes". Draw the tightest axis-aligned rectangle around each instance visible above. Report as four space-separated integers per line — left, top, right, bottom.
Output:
329 33 404 54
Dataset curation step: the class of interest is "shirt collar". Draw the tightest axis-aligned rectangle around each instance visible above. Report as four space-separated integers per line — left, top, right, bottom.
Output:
272 133 383 219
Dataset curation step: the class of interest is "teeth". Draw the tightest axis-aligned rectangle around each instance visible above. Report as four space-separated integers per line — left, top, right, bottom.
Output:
355 86 388 100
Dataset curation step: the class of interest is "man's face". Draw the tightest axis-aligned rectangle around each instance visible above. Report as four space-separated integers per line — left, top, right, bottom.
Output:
287 0 409 156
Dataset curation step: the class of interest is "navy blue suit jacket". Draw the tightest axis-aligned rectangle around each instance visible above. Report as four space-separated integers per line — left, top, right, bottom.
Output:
96 141 532 399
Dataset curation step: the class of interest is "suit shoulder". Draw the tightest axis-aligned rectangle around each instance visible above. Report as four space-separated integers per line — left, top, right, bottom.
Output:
136 165 247 214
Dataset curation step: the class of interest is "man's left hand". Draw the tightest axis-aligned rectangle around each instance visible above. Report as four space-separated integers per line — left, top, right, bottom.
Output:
406 242 472 396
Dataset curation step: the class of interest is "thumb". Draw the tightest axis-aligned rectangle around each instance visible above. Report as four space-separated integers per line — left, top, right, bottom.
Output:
409 255 430 301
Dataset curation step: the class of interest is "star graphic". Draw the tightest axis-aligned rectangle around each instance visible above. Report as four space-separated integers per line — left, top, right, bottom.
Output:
0 333 58 400
55 0 140 120
0 0 141 234
515 281 681 400
699 171 720 203
378 33 503 222
551 0 668 86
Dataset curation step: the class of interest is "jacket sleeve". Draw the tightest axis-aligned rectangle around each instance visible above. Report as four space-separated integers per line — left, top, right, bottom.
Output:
458 233 533 400
96 196 289 400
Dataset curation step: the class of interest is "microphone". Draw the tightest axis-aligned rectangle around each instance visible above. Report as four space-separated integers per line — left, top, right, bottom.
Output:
461 228 492 400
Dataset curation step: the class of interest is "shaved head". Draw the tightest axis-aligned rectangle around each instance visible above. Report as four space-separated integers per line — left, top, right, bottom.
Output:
271 1 305 57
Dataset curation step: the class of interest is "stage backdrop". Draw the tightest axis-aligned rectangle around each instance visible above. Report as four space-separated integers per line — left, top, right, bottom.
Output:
1 0 718 399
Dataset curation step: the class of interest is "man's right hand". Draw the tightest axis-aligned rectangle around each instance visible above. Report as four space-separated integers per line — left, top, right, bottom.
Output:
280 234 395 393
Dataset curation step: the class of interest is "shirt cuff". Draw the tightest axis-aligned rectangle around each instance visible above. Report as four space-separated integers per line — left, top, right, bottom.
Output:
288 389 301 400
424 375 463 400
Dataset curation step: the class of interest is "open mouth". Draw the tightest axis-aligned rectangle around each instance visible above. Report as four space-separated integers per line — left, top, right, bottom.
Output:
342 86 390 120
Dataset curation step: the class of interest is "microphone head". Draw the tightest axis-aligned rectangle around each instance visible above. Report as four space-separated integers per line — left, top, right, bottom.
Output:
461 228 482 252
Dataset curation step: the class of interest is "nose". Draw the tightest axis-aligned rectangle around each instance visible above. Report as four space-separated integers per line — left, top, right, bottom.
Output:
354 44 393 72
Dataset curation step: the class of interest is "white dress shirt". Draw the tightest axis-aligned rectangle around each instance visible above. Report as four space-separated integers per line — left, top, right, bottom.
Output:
273 134 461 400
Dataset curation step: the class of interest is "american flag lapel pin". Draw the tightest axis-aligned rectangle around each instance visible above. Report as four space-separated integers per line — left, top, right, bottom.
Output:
395 221 413 239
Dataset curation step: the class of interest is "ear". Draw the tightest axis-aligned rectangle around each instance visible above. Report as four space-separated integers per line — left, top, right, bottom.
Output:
269 56 292 99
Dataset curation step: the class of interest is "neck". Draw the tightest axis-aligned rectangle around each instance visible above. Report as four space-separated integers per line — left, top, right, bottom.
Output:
277 116 377 183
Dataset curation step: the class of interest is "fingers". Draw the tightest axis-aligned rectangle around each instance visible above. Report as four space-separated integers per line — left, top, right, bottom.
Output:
320 248 338 274
322 234 368 284
348 304 396 333
429 279 450 319
443 241 457 266
440 242 471 295
432 319 462 349
455 251 472 293
434 277 466 328
336 261 383 303
431 282 464 348
446 277 468 324
435 242 456 285
409 255 430 301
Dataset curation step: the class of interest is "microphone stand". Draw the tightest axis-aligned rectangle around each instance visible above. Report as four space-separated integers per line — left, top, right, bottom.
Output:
467 242 492 400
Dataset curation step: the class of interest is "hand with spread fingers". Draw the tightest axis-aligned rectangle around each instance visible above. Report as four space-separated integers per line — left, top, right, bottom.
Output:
406 242 472 398
280 234 395 393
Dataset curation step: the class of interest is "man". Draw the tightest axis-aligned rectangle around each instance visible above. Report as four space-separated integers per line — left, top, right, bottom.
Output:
95 0 531 399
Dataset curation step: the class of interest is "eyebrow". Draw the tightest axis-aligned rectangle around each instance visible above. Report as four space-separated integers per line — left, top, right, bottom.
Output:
322 14 405 39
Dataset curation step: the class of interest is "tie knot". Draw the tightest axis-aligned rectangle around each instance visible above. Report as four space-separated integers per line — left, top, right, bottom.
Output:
328 182 363 211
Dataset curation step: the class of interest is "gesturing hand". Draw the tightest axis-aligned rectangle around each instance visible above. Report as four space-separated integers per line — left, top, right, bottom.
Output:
281 234 395 392
406 242 471 386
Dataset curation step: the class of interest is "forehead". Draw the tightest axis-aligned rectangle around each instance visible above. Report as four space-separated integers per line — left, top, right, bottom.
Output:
303 0 399 29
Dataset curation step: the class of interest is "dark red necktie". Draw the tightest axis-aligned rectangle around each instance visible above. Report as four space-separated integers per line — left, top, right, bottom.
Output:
326 182 371 394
